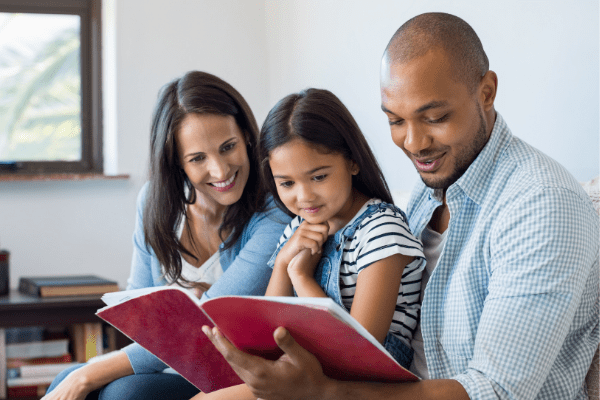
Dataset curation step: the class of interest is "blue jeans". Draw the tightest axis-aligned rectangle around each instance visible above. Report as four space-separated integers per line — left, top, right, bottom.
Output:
46 364 200 400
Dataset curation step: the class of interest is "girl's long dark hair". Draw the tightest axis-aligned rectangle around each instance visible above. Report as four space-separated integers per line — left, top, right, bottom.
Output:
145 70 264 285
259 88 393 215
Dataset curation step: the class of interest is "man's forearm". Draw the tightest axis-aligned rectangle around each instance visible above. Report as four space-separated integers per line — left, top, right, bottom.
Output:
321 377 469 400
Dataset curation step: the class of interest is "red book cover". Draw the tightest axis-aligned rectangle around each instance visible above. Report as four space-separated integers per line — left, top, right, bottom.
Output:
97 287 418 393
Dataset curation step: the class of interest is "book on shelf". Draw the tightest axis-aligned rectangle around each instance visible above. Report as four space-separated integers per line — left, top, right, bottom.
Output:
7 382 51 398
6 354 74 398
18 275 120 297
8 375 60 387
7 353 73 369
7 339 69 359
97 286 419 394
8 361 78 379
69 323 104 362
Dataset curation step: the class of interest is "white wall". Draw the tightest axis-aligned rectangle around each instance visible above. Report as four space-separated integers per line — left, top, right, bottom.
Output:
2 0 598 289
1 0 268 289
265 0 599 192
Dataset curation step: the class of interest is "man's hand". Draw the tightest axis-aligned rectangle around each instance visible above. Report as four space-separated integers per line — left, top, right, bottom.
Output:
203 326 333 400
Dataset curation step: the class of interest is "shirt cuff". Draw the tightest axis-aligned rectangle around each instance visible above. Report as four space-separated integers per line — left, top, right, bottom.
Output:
454 370 500 400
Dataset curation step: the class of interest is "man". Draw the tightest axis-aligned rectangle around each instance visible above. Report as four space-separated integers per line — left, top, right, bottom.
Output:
205 12 599 400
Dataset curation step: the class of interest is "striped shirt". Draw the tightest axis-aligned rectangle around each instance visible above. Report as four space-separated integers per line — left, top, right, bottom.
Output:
276 199 425 346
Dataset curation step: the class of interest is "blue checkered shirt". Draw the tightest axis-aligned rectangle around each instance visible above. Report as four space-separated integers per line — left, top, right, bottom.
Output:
406 113 599 399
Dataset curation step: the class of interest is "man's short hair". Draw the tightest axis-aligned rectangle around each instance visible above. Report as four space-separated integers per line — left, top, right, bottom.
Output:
385 12 489 93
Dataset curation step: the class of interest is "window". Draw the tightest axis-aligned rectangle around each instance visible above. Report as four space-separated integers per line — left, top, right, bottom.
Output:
0 0 102 175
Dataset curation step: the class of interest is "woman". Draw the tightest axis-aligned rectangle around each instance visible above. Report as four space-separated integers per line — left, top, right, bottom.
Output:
43 71 290 400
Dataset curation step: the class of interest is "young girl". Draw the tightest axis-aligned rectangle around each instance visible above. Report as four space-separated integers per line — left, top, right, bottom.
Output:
261 87 425 367
196 88 424 400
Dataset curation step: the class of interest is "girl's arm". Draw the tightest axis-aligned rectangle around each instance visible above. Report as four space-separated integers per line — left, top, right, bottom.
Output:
286 249 328 298
350 254 413 344
266 253 295 296
190 383 255 400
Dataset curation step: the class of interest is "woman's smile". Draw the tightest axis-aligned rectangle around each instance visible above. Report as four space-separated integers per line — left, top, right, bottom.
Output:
210 171 238 192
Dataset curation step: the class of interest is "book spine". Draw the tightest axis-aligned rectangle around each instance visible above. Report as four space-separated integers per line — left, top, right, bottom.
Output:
7 353 73 369
18 278 40 296
7 375 57 387
6 340 69 359
0 328 6 399
70 323 103 362
0 250 8 295
15 362 77 378
39 284 120 297
7 376 53 397
7 383 50 398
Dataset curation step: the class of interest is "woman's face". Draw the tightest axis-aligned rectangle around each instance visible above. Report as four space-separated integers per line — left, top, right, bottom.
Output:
175 113 250 209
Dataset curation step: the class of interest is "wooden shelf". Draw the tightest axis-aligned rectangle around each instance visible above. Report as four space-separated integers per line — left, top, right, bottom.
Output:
0 173 129 182
0 290 131 399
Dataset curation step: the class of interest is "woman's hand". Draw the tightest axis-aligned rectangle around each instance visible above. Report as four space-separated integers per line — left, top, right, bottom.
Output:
41 368 94 400
42 351 134 400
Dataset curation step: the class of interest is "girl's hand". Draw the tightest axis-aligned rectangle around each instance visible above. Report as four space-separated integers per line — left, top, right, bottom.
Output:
267 221 329 297
276 221 329 268
287 248 321 284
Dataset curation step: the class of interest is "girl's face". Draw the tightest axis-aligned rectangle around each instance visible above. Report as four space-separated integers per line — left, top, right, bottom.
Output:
175 113 250 209
269 139 359 225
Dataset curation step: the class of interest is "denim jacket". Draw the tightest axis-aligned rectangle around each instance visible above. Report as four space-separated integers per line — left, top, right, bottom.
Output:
268 201 419 368
123 182 291 374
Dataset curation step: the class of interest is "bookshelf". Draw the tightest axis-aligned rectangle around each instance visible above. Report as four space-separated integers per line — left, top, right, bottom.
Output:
0 289 130 399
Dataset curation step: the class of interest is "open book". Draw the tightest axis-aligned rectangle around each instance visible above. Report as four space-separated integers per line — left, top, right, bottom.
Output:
97 287 419 393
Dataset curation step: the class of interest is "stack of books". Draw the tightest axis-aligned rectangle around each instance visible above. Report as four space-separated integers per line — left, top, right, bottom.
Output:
18 275 119 297
6 328 76 398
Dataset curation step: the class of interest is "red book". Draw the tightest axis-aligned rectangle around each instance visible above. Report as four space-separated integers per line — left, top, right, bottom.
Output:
97 287 419 394
7 383 49 398
7 353 72 369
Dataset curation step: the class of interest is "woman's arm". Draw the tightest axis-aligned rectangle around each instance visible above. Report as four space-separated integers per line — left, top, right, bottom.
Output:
42 351 134 400
350 254 411 343
202 203 291 299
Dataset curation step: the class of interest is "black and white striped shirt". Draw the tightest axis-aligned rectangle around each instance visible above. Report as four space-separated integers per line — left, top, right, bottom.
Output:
275 199 425 347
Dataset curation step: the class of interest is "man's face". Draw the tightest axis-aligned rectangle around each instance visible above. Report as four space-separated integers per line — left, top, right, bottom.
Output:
380 48 489 190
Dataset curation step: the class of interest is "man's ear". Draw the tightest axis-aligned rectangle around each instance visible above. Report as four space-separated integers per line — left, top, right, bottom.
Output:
479 70 498 112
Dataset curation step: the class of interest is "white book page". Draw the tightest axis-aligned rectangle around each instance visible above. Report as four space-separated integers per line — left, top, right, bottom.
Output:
100 286 203 309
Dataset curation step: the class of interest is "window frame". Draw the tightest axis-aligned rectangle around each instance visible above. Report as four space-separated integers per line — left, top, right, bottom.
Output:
0 0 103 175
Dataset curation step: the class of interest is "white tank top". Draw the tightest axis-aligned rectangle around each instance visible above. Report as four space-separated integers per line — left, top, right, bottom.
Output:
409 223 448 379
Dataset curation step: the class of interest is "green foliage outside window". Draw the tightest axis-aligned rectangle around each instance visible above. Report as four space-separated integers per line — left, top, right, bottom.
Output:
0 12 81 162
